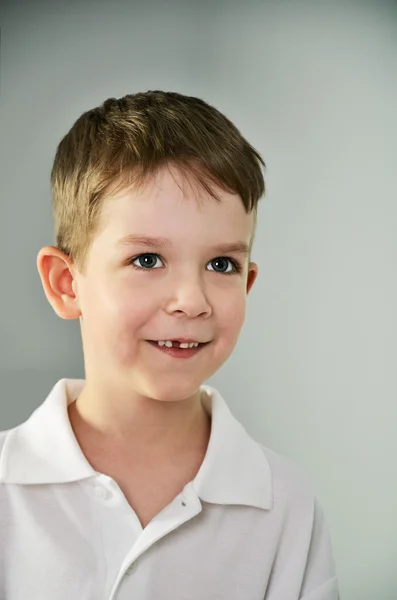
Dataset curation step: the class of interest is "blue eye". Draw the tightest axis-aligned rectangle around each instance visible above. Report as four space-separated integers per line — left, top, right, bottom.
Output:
207 257 240 274
129 254 241 274
131 254 164 269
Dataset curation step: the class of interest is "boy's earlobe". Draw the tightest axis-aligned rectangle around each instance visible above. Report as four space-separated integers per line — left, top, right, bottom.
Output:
246 262 259 294
36 246 82 320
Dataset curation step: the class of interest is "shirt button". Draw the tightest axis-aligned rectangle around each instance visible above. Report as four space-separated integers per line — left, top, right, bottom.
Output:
94 485 110 500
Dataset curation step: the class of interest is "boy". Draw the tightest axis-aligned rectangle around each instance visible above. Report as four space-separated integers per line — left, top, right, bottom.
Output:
0 91 339 599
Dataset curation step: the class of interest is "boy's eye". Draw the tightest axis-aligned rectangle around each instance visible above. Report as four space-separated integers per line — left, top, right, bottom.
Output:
132 254 164 269
130 254 240 274
207 257 238 274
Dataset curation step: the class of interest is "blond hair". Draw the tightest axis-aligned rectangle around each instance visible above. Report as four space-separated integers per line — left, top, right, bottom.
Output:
51 90 266 273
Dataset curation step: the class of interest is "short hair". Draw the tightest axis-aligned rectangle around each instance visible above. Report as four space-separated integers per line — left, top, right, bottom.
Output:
51 90 266 273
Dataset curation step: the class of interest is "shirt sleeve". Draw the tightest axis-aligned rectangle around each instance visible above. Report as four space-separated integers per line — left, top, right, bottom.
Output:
299 497 340 600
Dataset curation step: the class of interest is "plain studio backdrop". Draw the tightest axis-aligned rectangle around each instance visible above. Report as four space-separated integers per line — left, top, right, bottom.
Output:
0 0 396 598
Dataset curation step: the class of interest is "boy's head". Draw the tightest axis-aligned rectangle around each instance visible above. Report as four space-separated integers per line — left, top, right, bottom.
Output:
37 91 266 401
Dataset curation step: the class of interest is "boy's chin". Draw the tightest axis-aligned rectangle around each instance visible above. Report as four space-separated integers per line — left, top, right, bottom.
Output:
137 379 205 403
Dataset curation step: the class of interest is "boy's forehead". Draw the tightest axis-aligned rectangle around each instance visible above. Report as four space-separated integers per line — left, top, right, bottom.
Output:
100 169 255 243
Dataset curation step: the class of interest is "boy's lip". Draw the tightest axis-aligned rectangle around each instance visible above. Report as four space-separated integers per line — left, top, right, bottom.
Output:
146 338 211 344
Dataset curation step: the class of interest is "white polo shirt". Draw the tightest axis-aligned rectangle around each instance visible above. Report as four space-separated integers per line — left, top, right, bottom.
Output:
0 379 339 599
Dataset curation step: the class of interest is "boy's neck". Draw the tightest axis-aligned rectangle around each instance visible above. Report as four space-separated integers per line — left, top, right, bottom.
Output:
67 385 212 466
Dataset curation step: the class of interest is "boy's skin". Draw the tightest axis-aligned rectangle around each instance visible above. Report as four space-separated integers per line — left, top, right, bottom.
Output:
37 165 258 527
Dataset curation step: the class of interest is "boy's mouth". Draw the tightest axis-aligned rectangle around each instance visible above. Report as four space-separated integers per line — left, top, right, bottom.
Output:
148 340 205 349
145 339 210 358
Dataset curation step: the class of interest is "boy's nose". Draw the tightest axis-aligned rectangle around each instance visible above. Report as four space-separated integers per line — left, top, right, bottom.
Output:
163 280 212 319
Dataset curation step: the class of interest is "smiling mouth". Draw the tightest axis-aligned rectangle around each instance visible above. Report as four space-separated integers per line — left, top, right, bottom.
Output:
145 339 210 358
147 340 209 348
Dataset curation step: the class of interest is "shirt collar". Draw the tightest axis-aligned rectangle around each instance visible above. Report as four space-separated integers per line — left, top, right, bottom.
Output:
0 379 273 510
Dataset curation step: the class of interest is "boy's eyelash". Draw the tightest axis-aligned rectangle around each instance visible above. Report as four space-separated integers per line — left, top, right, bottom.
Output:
221 257 242 274
128 253 242 274
210 257 242 275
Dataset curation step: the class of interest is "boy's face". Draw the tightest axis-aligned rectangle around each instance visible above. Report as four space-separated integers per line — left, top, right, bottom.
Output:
71 166 258 401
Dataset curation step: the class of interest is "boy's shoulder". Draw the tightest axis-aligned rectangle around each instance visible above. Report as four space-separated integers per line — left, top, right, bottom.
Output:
0 427 16 458
259 442 311 482
0 428 13 449
257 442 317 510
0 401 317 520
0 414 314 494
0 428 14 485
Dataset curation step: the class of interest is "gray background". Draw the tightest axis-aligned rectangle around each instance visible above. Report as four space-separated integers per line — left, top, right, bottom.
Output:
1 0 396 598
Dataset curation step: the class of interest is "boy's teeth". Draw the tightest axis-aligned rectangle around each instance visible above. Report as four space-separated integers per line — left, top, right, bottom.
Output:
157 341 199 348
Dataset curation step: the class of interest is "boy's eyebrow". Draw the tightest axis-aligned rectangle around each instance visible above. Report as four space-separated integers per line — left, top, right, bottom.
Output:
210 242 250 255
116 235 172 250
116 235 250 255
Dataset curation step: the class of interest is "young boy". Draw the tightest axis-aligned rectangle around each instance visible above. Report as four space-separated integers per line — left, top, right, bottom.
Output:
0 91 339 599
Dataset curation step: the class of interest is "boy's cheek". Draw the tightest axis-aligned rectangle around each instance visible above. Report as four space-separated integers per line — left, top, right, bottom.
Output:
218 294 246 322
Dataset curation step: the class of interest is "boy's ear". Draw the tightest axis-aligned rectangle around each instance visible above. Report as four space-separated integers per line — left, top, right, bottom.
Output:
246 262 258 294
36 246 81 320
